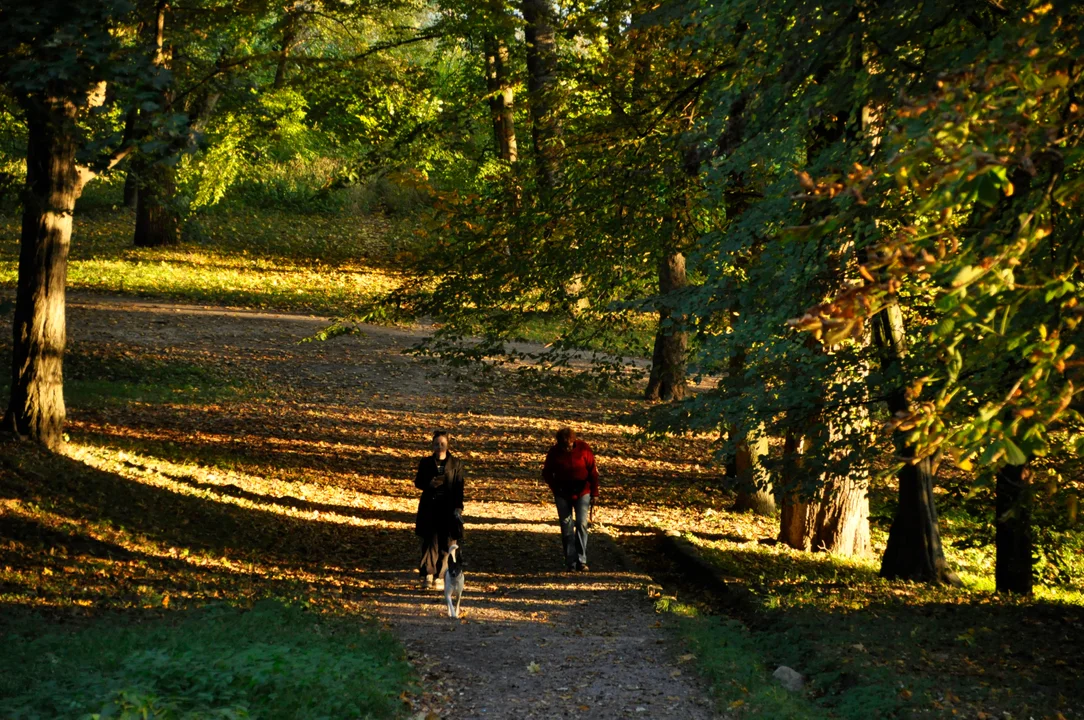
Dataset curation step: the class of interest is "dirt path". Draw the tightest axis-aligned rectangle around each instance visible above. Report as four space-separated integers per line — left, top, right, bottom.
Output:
62 294 720 719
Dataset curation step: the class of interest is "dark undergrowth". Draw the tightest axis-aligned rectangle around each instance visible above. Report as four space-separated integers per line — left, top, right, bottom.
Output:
634 492 1084 720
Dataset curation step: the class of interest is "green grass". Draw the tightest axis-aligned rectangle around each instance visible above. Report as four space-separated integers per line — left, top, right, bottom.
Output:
658 597 827 719
680 528 1084 719
0 601 413 719
65 350 255 408
0 207 403 317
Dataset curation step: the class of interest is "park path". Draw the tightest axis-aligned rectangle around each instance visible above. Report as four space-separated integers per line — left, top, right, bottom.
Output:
64 293 720 720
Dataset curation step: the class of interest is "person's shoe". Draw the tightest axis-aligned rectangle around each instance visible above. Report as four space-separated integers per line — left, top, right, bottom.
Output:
422 573 434 589
577 562 590 572
565 563 578 573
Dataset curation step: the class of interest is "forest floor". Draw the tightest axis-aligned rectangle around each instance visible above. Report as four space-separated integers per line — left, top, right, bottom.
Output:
1 292 1082 719
1 294 722 719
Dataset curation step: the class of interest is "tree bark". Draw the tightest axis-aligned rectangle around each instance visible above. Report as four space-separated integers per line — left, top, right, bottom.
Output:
484 35 517 163
779 431 811 545
644 250 688 401
873 301 959 584
274 7 300 90
123 166 139 208
134 160 179 247
520 0 559 189
879 456 954 581
779 425 871 556
805 471 870 556
5 99 83 449
132 0 179 247
120 107 139 207
733 430 774 515
996 462 1033 594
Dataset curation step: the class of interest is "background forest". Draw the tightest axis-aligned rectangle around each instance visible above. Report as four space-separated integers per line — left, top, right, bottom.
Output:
1 0 1082 718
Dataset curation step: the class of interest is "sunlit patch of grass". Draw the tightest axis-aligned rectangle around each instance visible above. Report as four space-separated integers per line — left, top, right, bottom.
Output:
0 209 402 316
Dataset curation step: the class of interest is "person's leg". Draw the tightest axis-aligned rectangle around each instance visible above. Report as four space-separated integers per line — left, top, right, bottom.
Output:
436 530 451 580
554 494 577 569
420 535 440 584
573 493 591 569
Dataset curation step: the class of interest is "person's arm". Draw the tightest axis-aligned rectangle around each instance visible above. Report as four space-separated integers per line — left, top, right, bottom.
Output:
414 458 430 491
542 448 557 492
452 459 465 512
584 444 599 500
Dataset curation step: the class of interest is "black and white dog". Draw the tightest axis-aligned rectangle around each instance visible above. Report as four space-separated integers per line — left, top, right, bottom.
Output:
444 543 465 618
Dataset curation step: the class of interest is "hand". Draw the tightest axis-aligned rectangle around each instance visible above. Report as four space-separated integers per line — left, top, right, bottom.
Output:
454 508 462 520
429 476 444 488
589 503 596 524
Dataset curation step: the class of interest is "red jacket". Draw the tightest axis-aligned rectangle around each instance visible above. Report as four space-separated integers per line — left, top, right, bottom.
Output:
542 440 599 500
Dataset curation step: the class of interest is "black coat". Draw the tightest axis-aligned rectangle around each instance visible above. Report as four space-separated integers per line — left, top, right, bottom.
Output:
414 454 465 539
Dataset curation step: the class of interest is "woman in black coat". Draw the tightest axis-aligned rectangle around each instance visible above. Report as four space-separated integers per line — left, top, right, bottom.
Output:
414 430 465 589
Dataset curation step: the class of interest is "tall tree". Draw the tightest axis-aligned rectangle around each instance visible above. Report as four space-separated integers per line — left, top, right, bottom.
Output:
996 461 1033 594
483 4 517 165
872 302 957 583
133 0 180 248
644 247 688 400
0 1 145 448
520 0 559 189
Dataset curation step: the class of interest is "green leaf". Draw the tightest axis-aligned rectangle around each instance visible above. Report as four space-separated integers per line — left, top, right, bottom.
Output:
1002 438 1027 466
977 173 1001 207
950 265 984 288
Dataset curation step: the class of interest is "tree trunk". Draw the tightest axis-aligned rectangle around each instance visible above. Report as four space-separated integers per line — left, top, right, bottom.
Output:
996 462 1033 594
134 160 179 247
121 107 139 207
779 431 812 546
123 166 138 208
873 301 958 584
484 35 517 163
733 430 774 515
779 426 871 556
274 10 299 90
132 0 179 248
879 456 955 581
644 250 688 401
806 471 870 556
520 0 559 189
5 100 83 450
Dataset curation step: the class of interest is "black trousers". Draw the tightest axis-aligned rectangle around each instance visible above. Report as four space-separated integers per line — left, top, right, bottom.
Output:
419 532 450 577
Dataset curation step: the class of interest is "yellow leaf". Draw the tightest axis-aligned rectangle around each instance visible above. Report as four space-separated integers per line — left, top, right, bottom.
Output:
729 699 745 709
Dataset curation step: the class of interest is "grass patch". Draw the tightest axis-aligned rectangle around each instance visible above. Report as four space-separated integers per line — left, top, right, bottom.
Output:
682 529 1084 719
0 335 258 410
65 351 253 409
0 601 413 719
0 208 403 317
657 596 826 719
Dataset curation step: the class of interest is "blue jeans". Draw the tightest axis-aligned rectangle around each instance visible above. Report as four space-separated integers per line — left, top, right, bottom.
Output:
554 493 590 568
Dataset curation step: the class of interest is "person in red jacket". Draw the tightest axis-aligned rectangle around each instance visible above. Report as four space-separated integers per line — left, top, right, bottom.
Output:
542 427 599 572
